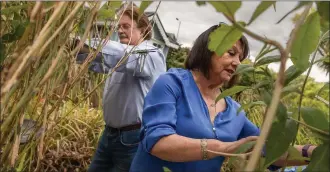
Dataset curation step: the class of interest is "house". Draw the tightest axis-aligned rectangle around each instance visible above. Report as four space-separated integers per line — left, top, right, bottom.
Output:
145 12 180 57
94 11 180 58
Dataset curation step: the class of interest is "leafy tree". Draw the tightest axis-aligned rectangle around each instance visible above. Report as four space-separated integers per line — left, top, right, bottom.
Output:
166 47 190 70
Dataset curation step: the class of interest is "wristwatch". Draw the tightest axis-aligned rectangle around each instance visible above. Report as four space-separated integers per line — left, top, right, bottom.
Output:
302 144 311 162
201 139 208 160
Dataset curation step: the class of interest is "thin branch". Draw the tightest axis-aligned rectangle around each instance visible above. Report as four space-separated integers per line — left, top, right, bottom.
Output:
289 117 329 136
206 149 251 158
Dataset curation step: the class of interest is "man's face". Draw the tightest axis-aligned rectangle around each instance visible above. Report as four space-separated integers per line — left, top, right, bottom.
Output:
117 14 143 45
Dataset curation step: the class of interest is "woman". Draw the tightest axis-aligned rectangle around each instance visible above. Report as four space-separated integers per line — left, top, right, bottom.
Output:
129 24 315 172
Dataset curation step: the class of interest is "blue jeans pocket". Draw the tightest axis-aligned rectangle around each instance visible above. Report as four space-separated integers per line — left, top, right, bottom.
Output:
120 129 140 147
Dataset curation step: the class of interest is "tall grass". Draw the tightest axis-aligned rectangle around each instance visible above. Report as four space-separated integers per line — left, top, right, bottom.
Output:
0 2 109 171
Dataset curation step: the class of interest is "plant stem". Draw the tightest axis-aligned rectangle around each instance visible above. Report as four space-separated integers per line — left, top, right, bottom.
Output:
289 117 329 136
222 3 313 171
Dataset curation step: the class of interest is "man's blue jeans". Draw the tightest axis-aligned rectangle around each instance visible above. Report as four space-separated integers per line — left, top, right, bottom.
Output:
88 126 140 172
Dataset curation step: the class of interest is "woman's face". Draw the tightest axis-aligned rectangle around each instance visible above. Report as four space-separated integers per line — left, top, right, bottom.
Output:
209 40 243 85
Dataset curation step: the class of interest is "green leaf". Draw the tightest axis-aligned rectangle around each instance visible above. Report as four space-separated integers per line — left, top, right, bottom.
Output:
0 4 29 15
290 12 321 70
208 23 244 57
276 2 310 24
139 1 153 15
228 141 256 166
264 119 298 168
196 1 206 6
97 1 121 21
284 65 306 86
248 1 276 25
281 83 303 96
262 90 288 122
97 8 116 21
215 86 249 103
301 107 329 132
303 143 329 172
317 2 330 23
234 64 254 75
163 167 172 172
208 1 242 19
255 43 269 62
253 80 271 89
1 22 28 43
237 101 266 114
287 146 310 161
254 55 281 67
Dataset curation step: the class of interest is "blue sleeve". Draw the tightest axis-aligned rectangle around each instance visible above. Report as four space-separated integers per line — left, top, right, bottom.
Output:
238 113 281 171
140 73 181 153
237 114 260 139
84 38 166 78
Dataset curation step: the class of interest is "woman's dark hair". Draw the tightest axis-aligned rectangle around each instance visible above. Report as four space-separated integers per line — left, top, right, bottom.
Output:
184 24 250 84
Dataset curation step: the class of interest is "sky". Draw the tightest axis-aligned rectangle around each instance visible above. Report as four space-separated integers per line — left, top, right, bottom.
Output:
141 1 329 83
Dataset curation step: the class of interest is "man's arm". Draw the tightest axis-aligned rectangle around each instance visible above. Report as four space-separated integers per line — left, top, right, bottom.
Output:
77 38 166 77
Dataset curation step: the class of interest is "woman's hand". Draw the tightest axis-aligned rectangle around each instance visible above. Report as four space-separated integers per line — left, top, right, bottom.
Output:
208 136 258 159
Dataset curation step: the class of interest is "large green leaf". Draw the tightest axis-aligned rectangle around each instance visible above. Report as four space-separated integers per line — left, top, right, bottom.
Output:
290 12 321 70
317 2 330 23
301 107 329 132
208 1 242 19
262 90 288 122
234 64 254 75
284 65 306 86
208 23 244 57
139 1 153 15
248 1 276 25
264 119 298 168
303 143 329 172
276 2 310 24
215 86 249 103
254 55 281 67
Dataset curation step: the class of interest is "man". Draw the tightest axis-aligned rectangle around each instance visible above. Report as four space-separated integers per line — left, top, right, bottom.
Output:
77 5 166 172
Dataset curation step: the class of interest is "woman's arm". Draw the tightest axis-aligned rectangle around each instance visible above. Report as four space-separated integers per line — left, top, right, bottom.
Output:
272 145 316 167
140 74 257 162
151 134 257 162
